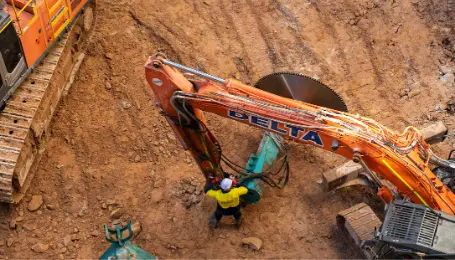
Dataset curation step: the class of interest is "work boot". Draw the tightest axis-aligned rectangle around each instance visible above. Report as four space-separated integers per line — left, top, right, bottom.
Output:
234 217 242 228
209 215 218 228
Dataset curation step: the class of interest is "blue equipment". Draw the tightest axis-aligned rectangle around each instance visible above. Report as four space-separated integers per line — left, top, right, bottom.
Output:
240 132 284 204
100 221 156 260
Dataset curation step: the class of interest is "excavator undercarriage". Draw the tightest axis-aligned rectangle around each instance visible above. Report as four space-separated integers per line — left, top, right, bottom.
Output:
0 0 93 202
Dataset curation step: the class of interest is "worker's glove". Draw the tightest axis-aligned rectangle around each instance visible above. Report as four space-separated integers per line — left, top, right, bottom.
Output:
228 175 238 186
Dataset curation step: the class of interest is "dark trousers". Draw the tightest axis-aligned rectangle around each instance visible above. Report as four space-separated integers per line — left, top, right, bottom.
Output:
214 204 241 221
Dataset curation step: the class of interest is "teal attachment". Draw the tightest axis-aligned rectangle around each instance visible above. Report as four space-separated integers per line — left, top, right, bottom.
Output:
100 221 156 260
240 132 283 204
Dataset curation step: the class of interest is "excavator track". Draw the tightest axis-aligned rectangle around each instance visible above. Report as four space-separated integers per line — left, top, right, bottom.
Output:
0 14 88 203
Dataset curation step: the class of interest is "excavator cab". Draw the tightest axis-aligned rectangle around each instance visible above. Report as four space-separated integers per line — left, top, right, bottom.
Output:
0 11 27 107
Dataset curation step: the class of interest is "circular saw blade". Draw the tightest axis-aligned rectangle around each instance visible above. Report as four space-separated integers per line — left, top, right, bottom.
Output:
254 72 348 112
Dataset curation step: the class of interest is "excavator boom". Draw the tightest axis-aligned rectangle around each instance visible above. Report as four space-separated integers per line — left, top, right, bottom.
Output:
145 54 455 215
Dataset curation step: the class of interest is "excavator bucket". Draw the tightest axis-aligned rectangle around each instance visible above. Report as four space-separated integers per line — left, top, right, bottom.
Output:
254 73 348 112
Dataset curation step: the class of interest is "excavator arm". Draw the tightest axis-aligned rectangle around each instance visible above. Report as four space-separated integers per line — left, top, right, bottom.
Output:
145 54 455 215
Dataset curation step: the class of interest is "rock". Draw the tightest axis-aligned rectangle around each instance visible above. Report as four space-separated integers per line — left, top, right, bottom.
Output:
9 219 16 229
110 208 125 219
63 235 71 247
0 223 7 230
105 82 112 90
96 195 102 201
435 103 444 112
60 247 68 254
22 221 37 231
134 155 141 163
399 88 408 97
151 190 164 203
6 238 14 247
440 73 455 87
241 237 263 250
71 234 82 241
15 216 24 222
120 100 131 109
131 222 142 238
106 200 117 206
440 65 453 75
166 132 176 141
73 228 79 233
28 195 43 212
185 185 195 194
101 202 107 209
83 7 94 31
408 88 421 98
46 204 56 210
0 240 4 247
105 53 114 59
357 19 369 30
31 243 49 253
90 231 100 237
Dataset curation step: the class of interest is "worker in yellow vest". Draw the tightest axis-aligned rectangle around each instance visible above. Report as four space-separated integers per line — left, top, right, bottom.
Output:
206 178 248 228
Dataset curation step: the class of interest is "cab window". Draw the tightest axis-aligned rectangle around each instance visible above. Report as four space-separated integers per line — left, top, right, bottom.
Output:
0 23 23 73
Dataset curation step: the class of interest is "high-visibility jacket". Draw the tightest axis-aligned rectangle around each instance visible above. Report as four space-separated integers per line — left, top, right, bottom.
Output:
206 187 248 209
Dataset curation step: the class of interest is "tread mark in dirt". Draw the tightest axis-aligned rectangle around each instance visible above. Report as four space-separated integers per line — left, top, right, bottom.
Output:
310 1 353 82
312 2 387 112
192 1 225 50
129 11 182 62
269 0 299 31
219 0 255 82
267 0 332 78
244 0 280 67
195 0 253 80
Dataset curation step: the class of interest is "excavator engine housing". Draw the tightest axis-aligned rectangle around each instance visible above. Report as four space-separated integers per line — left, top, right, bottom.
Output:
376 200 455 258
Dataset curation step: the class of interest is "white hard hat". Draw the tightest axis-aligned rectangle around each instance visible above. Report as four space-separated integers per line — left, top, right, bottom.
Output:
220 178 233 191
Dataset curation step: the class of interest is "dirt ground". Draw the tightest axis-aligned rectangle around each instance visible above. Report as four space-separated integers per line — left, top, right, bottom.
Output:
1 0 455 259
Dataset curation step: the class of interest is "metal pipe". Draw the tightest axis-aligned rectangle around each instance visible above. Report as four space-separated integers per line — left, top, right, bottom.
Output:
161 59 225 84
10 0 23 34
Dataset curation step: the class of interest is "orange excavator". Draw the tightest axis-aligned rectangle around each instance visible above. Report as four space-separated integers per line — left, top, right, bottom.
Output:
0 0 92 202
145 53 455 258
1 0 90 103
